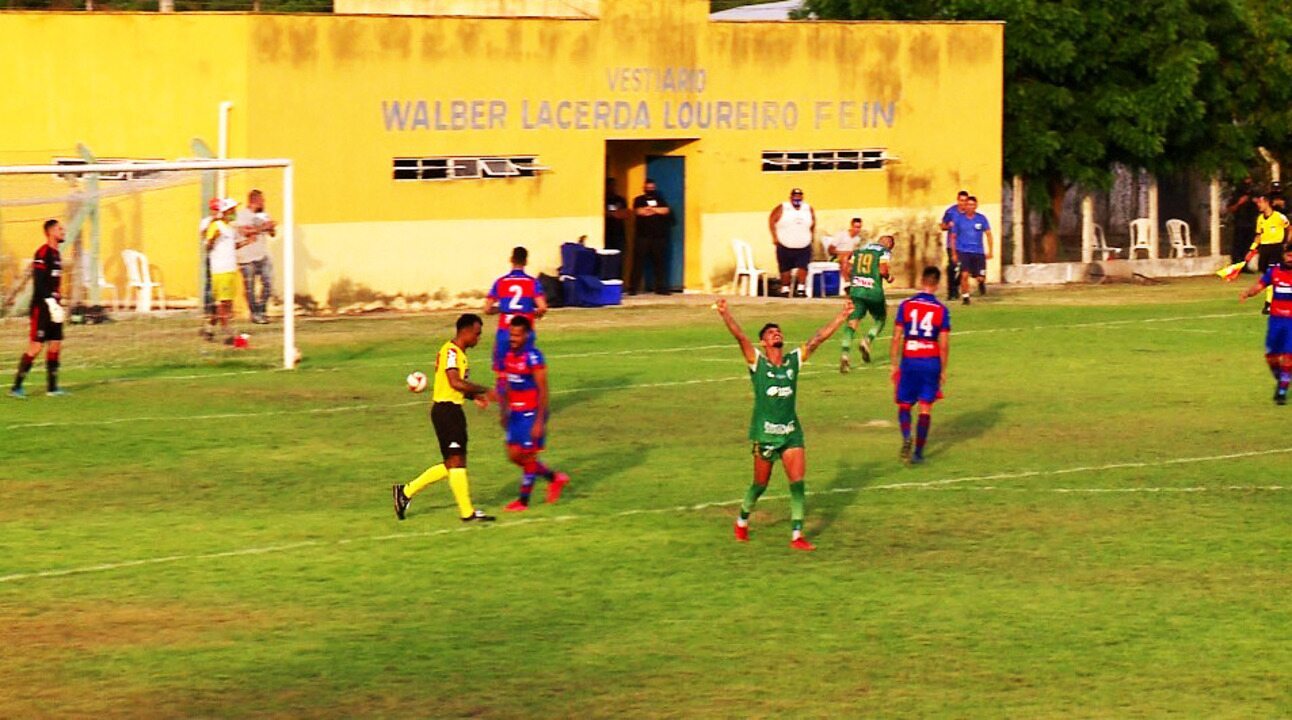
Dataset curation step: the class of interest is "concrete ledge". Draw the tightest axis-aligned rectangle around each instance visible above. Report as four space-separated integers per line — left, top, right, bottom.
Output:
1003 257 1227 285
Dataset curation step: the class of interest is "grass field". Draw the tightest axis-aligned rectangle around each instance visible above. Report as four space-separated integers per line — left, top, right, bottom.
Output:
2 278 1290 718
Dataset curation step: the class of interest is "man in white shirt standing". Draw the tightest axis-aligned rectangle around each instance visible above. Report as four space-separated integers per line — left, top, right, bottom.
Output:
235 189 276 324
200 198 240 342
825 217 864 268
768 187 815 297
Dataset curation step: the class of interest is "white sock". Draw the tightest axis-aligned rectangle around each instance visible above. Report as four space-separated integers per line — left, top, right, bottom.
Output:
736 517 749 528
792 529 803 540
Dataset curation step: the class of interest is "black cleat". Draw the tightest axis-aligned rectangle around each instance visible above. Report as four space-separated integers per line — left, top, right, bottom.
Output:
392 484 410 520
910 453 925 465
900 438 913 463
1277 391 1287 406
978 281 987 297
859 339 872 364
1263 302 1272 315
462 509 496 523
962 295 971 306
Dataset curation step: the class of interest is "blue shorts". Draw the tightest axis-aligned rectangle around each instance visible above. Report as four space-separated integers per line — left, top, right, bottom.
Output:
506 409 547 451
896 358 942 405
493 328 537 371
1266 318 1292 356
957 251 986 278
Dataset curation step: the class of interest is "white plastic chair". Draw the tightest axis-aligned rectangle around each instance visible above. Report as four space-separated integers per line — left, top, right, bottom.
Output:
122 249 165 312
1128 219 1153 259
1092 223 1123 261
805 262 841 298
731 238 766 297
1166 219 1197 258
80 252 119 310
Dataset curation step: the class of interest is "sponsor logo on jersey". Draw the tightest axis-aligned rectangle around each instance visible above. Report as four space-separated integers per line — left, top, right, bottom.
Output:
765 385 794 398
762 420 796 435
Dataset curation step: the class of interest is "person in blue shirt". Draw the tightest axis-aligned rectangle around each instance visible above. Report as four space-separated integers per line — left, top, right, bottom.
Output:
948 195 994 305
940 190 968 301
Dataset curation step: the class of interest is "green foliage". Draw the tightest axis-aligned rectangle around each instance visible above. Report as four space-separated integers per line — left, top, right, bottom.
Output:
803 0 1292 183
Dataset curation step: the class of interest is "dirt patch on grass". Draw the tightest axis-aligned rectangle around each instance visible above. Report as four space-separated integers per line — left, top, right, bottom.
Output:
0 600 302 718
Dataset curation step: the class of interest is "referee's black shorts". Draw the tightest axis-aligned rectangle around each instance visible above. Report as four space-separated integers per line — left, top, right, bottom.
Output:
431 401 468 459
1257 243 1283 273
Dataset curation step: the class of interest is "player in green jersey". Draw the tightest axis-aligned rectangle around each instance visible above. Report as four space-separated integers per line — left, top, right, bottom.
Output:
714 298 852 551
839 233 895 372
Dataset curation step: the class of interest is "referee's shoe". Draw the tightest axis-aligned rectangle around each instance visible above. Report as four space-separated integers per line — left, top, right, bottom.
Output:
462 509 496 522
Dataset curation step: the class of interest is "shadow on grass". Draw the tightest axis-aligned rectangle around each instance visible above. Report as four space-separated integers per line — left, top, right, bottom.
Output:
928 401 1008 457
550 374 636 416
484 438 650 506
813 457 887 539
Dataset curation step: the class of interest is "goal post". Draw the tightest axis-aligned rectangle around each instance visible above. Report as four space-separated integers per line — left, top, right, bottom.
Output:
0 157 298 370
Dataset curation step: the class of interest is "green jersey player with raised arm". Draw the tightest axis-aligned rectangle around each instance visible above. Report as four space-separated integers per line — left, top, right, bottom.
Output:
714 298 851 551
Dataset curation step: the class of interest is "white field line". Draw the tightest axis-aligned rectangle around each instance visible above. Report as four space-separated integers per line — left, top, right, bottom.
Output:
3 369 834 431
60 310 1251 378
0 447 1287 586
0 308 1250 426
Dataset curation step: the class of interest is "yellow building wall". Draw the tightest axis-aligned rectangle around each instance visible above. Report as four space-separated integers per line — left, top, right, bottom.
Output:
0 14 250 300
0 1 1002 303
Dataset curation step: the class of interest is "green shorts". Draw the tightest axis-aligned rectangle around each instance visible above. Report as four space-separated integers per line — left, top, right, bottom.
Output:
751 431 805 461
848 293 887 323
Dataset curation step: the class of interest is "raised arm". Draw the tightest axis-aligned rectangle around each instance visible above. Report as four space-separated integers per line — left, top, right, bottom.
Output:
801 301 854 363
713 298 757 365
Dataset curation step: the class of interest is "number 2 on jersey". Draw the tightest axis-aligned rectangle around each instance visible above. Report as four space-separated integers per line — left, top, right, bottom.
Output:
508 284 525 310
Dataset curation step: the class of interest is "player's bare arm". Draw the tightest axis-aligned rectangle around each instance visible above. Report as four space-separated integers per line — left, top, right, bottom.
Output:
985 230 995 259
801 302 853 362
714 299 757 365
881 260 893 284
484 297 500 315
1240 277 1269 301
535 294 549 318
532 365 549 439
948 233 959 263
939 332 950 385
889 320 905 383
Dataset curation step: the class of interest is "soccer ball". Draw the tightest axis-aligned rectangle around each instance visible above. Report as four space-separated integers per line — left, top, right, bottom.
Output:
406 371 428 393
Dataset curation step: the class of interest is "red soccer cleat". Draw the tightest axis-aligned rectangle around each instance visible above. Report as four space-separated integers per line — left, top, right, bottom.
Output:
504 500 529 512
545 473 570 504
734 522 749 542
790 537 816 551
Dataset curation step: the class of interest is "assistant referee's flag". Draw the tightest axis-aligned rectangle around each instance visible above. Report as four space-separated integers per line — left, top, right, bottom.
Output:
1217 261 1246 282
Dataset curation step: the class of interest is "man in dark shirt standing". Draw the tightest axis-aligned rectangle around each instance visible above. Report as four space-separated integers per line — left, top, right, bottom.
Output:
1228 176 1259 265
604 178 629 254
631 178 673 295
11 219 68 398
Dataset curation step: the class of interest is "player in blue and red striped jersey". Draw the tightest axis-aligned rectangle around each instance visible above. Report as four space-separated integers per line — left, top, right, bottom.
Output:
891 266 951 464
500 316 570 511
485 247 547 409
1240 244 1292 404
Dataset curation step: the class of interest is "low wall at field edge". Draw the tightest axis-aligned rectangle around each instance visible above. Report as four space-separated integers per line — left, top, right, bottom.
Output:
1003 256 1227 285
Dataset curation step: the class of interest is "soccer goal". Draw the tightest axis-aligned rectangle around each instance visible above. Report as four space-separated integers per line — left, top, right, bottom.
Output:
0 157 298 373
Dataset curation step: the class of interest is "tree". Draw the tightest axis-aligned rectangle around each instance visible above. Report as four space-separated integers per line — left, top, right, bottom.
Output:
801 0 1292 261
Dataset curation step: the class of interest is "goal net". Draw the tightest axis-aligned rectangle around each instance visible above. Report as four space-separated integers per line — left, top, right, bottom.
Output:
0 158 297 382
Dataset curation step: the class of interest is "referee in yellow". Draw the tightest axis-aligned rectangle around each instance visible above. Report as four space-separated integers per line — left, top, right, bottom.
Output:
1244 192 1291 314
393 314 497 522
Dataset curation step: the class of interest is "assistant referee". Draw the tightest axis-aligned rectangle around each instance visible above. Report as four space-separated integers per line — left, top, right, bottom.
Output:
1245 193 1291 314
393 313 497 522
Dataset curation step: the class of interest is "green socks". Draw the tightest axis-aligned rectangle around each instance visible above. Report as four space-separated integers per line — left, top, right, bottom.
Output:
840 324 856 354
866 318 886 342
740 482 768 519
789 480 806 532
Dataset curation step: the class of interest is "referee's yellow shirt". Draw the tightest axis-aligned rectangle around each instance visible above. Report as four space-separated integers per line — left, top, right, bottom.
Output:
432 340 468 405
1252 211 1290 248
